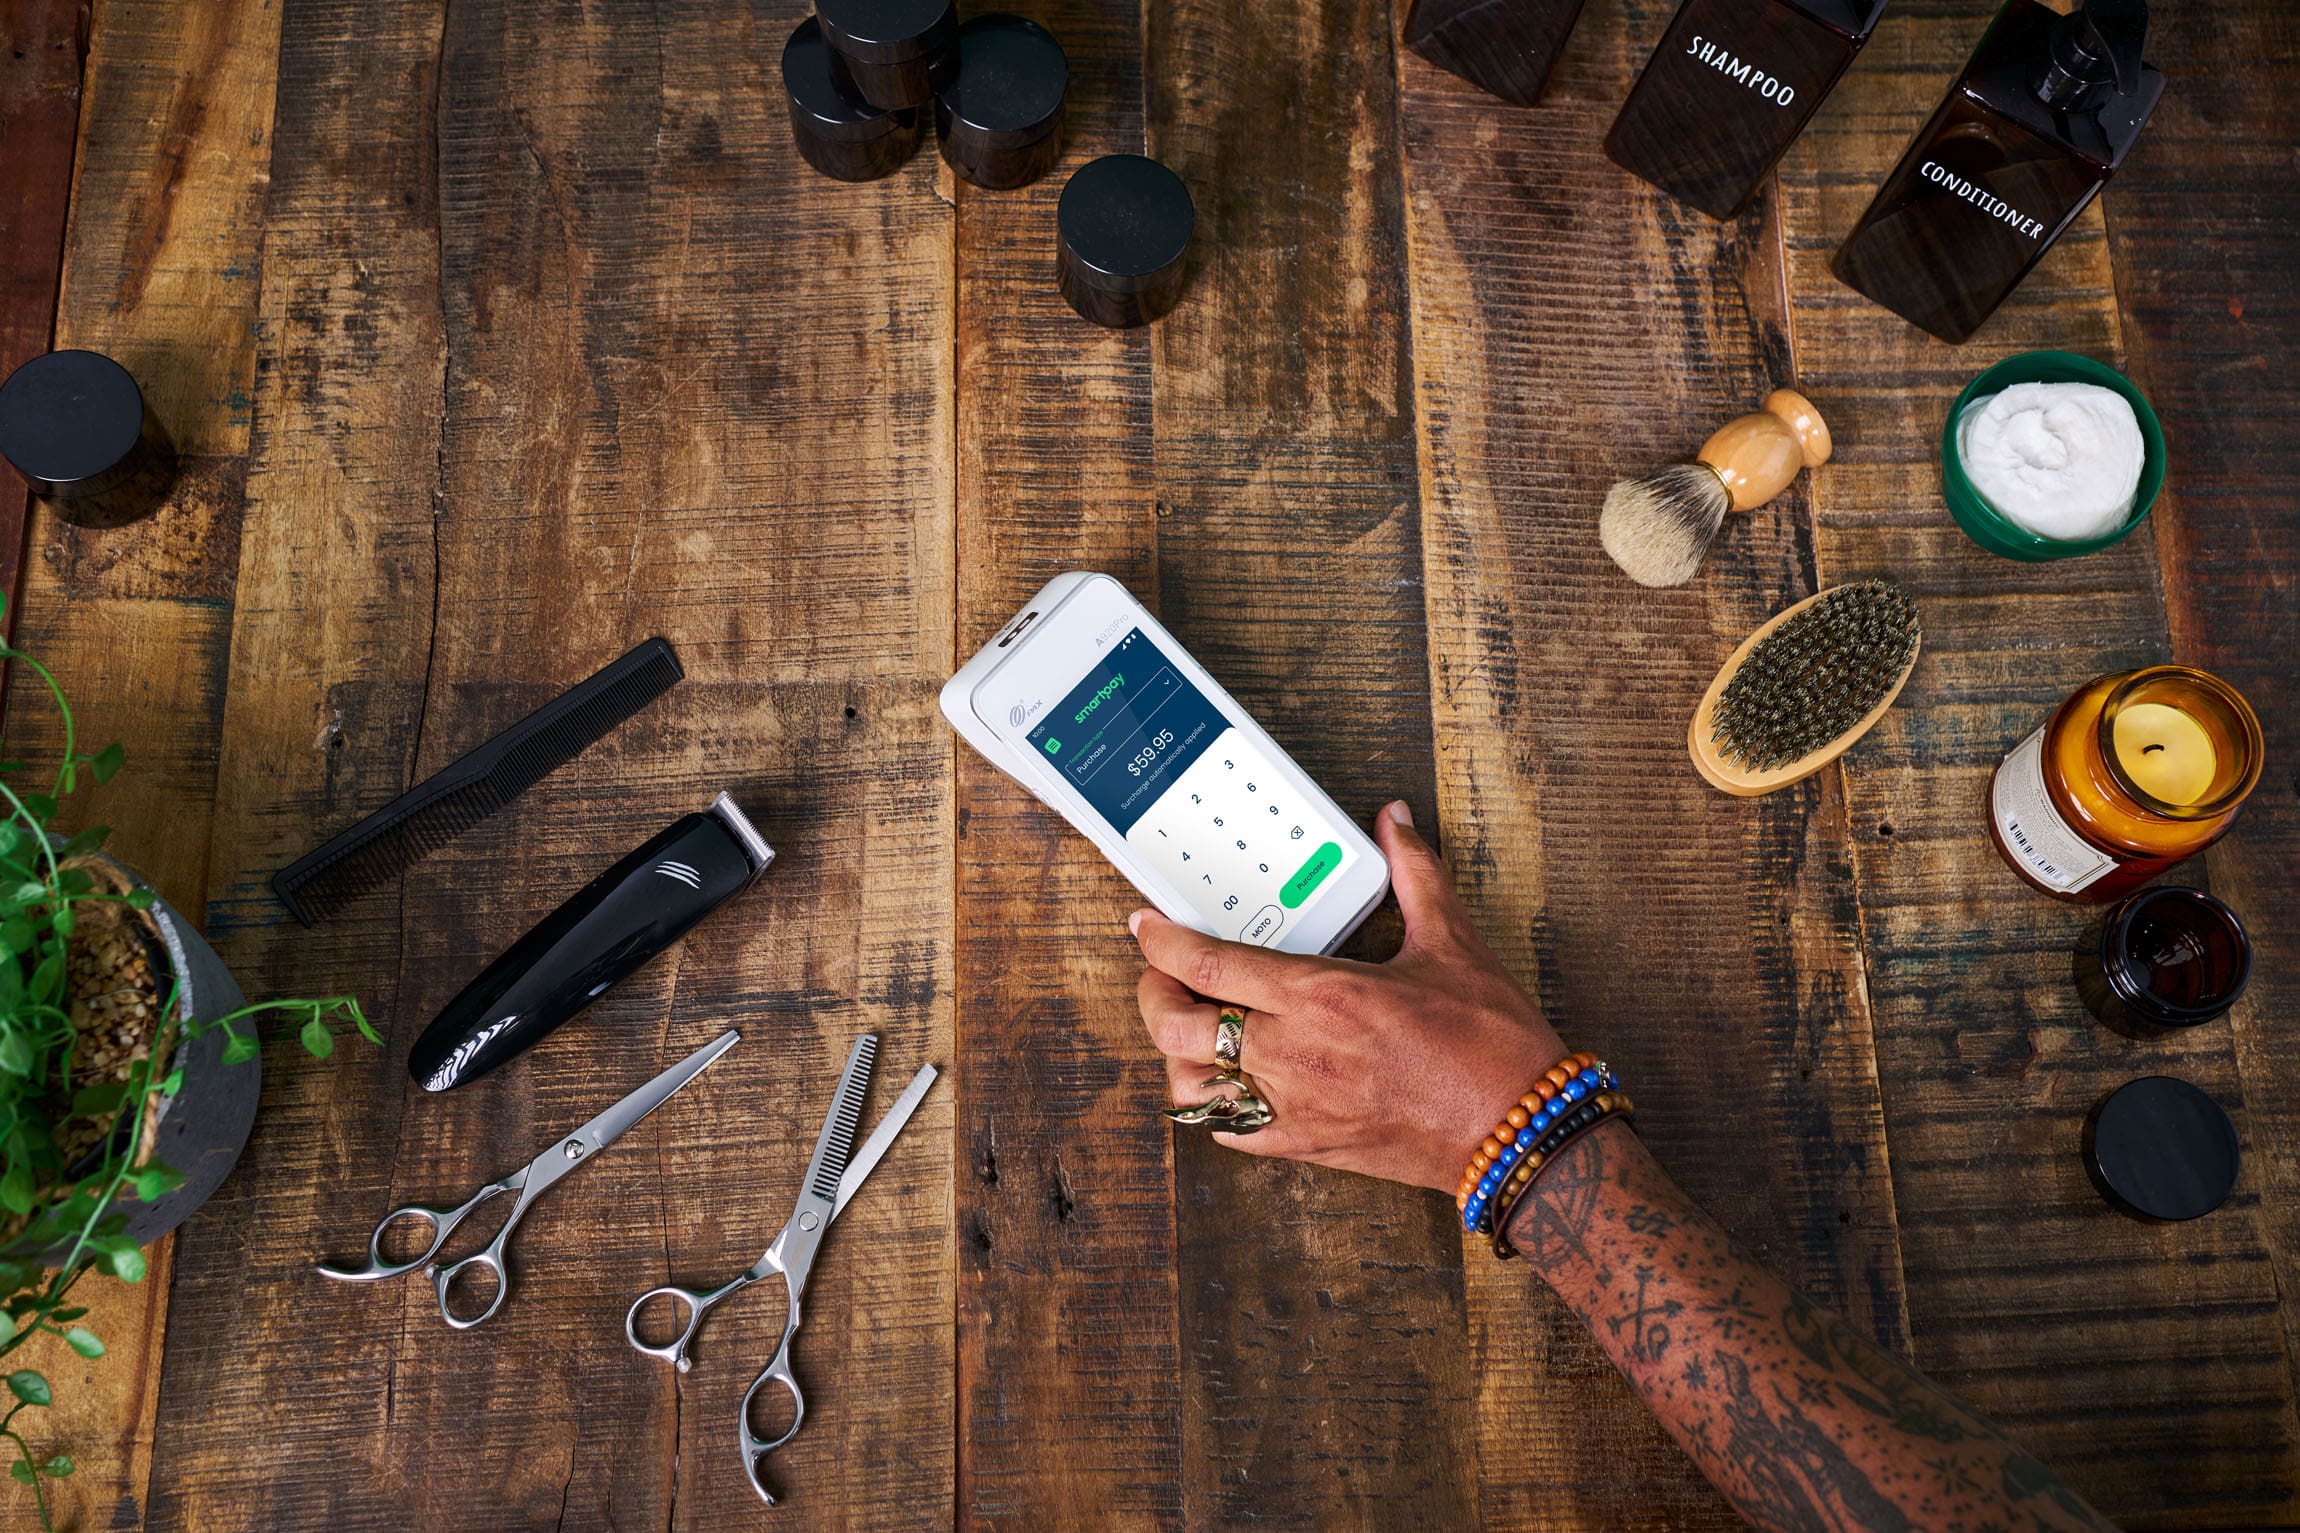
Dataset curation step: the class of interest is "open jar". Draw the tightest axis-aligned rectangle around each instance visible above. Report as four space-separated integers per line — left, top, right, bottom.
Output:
1988 665 2263 902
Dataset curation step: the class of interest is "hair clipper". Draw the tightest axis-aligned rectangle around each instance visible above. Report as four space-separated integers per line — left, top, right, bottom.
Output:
409 793 774 1091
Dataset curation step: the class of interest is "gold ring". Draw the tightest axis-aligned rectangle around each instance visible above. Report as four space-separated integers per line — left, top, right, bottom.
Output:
1161 1069 1273 1135
1213 1009 1245 1072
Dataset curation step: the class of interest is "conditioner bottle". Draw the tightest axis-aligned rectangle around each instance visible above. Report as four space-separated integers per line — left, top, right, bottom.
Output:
1832 0 2161 343
1607 0 1889 219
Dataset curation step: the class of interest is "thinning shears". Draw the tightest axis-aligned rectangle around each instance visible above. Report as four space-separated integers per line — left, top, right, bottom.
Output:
623 1032 935 1506
318 1030 739 1328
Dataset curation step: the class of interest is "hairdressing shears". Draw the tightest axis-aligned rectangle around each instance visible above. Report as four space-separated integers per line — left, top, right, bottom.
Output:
623 1033 936 1505
317 1029 739 1328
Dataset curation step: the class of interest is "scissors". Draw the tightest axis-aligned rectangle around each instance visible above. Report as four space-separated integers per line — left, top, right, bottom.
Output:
318 1029 739 1328
623 1032 935 1506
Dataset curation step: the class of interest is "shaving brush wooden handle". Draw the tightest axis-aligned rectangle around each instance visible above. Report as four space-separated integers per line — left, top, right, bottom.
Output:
1698 388 1832 511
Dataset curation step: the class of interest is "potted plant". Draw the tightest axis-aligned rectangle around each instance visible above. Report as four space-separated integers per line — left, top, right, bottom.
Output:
0 598 372 1529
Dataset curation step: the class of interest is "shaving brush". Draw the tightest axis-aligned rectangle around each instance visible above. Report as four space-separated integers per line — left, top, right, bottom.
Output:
1599 388 1832 587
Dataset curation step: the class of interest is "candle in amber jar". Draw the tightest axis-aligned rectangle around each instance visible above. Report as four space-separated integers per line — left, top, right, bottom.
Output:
1989 665 2263 902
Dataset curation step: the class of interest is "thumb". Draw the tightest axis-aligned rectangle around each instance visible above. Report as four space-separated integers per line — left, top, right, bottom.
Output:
1374 801 1468 953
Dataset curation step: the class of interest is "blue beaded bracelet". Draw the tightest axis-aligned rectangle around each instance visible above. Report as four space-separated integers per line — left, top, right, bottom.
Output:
1460 1063 1615 1235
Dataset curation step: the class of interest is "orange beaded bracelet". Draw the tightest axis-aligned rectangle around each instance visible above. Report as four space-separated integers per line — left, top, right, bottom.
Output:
1489 1089 1633 1259
1455 1052 1599 1211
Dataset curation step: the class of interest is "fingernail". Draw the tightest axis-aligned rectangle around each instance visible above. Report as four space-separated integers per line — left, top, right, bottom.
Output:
1386 800 1414 828
1129 909 1148 936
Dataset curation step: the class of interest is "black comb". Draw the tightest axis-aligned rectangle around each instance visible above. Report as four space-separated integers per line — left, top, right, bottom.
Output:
271 638 684 925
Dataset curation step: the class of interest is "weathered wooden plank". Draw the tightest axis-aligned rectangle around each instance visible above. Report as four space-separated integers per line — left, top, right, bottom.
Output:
2102 0 2300 1516
1393 0 1907 1525
148 0 960 1523
948 3 1181 1527
1143 0 1484 1522
0 0 84 621
1778 4 2300 1521
0 0 279 1524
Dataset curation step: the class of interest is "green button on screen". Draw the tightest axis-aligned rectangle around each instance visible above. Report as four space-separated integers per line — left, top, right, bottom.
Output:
1280 842 1342 909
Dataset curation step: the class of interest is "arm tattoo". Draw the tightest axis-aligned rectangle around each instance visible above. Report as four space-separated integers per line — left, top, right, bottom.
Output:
1507 1124 2117 1533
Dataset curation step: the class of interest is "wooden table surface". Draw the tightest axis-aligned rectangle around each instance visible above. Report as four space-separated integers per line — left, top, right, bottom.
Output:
0 0 2292 1526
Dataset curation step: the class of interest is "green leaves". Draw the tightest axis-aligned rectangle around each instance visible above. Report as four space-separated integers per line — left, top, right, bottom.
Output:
124 887 152 911
89 744 123 785
219 1027 258 1066
1 1167 36 1219
0 1036 28 1079
57 827 107 860
299 1017 335 1059
128 1165 181 1204
41 1456 71 1479
6 1373 49 1409
17 797 54 828
63 1329 102 1361
92 1238 143 1284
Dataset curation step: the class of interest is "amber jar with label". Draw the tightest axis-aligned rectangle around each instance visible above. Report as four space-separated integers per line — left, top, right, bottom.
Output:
1989 665 2262 902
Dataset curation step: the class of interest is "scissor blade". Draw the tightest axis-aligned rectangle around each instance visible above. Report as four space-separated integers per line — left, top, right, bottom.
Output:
574 1030 740 1156
833 1063 936 1224
799 1033 878 1208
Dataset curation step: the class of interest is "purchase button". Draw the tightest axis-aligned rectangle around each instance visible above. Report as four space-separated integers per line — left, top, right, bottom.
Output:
1280 842 1342 909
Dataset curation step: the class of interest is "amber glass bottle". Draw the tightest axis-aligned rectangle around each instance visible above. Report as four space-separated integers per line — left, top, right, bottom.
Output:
1606 0 1888 219
1989 666 2263 902
1831 0 2162 342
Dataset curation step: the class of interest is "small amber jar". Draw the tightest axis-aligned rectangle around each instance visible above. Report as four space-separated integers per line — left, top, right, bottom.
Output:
1989 665 2263 902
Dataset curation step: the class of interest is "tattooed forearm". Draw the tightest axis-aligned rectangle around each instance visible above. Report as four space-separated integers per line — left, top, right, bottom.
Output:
1508 1123 2117 1533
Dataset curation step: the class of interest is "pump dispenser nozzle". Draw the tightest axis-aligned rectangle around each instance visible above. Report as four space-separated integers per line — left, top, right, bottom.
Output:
2036 0 2148 106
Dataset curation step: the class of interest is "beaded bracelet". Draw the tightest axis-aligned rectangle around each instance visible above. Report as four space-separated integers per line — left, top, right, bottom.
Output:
1456 1054 1614 1234
1465 1086 1625 1238
1489 1089 1634 1260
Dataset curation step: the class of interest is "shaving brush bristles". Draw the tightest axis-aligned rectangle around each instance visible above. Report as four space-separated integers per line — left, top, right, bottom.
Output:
1599 463 1730 588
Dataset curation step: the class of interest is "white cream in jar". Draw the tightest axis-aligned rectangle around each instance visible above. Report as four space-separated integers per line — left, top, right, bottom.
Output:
1956 381 2145 541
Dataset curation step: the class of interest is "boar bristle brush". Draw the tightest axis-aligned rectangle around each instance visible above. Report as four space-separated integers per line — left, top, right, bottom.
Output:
1600 388 1832 587
1690 579 1919 796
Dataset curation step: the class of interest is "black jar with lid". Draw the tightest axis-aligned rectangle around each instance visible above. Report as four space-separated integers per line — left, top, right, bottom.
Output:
2083 1076 2241 1222
936 14 1067 190
816 0 959 112
1055 155 1194 328
783 16 922 183
0 350 177 529
2074 885 2253 1039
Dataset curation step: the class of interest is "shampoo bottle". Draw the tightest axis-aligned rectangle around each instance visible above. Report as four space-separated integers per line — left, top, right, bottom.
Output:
1606 0 1889 219
1831 0 2162 343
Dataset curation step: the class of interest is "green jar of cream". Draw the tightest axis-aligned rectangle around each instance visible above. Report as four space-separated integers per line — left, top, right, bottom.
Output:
1941 351 2166 562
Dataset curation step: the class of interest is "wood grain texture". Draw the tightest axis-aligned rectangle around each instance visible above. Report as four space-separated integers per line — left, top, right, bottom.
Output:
141 0 960 1524
0 0 84 620
0 0 278 1523
949 2 1182 1527
1778 1 2300 1521
2104 0 2300 1513
1147 0 1481 1523
1393 0 1906 1525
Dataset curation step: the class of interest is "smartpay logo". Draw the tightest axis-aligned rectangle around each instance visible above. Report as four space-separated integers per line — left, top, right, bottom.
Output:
1073 673 1124 724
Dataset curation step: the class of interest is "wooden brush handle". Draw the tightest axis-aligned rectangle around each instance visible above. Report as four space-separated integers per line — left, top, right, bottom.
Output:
1695 388 1832 512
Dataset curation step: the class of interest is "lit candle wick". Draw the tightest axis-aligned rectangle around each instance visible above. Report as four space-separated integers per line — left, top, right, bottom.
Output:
2113 701 2216 806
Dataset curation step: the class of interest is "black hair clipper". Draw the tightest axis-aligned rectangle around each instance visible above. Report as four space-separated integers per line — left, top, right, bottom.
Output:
409 793 774 1091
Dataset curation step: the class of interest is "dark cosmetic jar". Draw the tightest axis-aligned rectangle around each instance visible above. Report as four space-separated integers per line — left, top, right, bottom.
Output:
2074 886 2252 1038
783 16 923 184
936 14 1067 190
1055 155 1194 328
0 350 177 529
815 0 959 112
2083 1076 2240 1222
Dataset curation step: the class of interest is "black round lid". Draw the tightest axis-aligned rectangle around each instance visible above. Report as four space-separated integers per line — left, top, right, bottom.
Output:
0 350 145 486
1058 155 1193 283
783 17 899 137
941 15 1067 136
816 0 955 58
2087 1076 2240 1221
